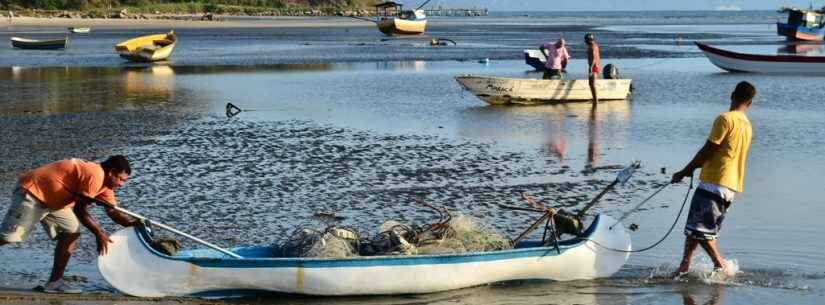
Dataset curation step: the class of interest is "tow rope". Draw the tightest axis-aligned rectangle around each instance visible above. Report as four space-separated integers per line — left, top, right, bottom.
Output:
587 176 694 253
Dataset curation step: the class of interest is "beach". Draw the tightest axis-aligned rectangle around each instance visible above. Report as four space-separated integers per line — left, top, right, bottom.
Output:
2 10 825 305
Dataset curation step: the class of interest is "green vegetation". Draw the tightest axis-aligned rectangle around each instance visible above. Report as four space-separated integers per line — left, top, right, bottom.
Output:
1 1 382 14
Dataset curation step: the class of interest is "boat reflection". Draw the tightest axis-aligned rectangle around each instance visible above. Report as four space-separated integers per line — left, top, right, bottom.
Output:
0 65 190 114
122 65 175 96
457 100 630 170
778 43 824 56
375 60 427 72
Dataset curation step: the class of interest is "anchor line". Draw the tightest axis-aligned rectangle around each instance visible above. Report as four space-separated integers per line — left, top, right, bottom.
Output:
585 176 694 253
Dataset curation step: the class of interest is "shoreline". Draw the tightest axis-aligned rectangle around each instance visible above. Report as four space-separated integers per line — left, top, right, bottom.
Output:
1 15 372 29
0 288 234 304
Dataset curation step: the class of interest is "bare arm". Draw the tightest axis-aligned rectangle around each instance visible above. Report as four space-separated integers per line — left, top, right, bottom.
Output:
671 140 721 183
105 206 135 227
73 200 113 255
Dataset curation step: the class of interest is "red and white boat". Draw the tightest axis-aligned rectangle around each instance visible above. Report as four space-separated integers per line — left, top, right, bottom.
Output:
695 42 825 74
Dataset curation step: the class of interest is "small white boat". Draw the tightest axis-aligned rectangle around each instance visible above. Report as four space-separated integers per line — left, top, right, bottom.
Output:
695 41 825 74
455 75 632 105
98 214 630 297
68 27 91 34
524 49 548 71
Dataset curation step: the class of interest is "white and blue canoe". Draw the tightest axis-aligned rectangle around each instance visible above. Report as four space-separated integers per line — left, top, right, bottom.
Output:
98 215 630 297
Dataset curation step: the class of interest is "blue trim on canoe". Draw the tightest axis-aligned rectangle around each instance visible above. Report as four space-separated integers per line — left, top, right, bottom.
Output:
134 215 603 269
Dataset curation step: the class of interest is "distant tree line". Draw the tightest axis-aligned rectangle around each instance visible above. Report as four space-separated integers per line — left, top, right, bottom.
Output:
0 0 380 11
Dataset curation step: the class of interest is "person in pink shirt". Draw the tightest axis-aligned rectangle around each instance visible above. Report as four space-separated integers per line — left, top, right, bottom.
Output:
539 37 570 79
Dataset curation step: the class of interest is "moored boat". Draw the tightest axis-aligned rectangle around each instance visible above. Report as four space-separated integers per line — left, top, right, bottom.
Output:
375 1 427 35
10 36 68 50
455 75 632 105
524 49 548 71
98 214 630 297
695 41 825 74
776 7 825 41
114 31 177 62
68 27 91 34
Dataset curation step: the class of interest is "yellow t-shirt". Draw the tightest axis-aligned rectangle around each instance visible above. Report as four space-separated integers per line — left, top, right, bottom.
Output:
699 111 752 192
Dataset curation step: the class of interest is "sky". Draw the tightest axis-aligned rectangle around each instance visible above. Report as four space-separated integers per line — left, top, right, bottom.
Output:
423 1 823 11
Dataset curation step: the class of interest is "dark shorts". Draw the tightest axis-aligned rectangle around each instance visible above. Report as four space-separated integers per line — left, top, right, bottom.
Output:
684 188 731 241
542 69 565 80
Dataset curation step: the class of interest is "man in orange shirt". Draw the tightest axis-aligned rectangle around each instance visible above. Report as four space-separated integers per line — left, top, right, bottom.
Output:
1 156 135 293
671 81 755 278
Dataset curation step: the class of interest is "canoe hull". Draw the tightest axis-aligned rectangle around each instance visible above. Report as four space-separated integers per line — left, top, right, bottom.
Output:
377 18 427 35
115 31 176 62
98 215 630 297
695 41 825 74
455 75 632 105
10 37 67 50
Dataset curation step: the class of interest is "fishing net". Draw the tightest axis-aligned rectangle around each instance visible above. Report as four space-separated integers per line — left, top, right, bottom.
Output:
416 215 511 255
279 227 359 258
359 220 418 256
278 214 511 258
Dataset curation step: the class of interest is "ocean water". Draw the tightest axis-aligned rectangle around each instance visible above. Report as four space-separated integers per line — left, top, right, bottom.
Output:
1 10 824 305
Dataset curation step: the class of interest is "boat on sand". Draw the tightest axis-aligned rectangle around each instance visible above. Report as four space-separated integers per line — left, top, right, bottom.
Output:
524 49 548 71
776 7 825 41
98 214 630 297
455 75 632 105
695 41 825 74
10 36 68 50
68 27 91 34
114 31 177 62
374 1 427 35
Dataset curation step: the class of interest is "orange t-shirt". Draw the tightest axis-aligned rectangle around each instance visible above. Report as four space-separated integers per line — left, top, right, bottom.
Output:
18 159 117 210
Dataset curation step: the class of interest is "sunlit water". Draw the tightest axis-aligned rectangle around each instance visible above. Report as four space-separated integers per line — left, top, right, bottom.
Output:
1 10 824 305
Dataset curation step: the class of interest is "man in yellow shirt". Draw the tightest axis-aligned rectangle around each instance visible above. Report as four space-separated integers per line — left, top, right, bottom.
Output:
671 81 754 277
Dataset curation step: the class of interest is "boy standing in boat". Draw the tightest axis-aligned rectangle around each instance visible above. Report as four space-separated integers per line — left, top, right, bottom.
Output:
671 81 755 278
0 156 135 293
585 33 600 107
539 37 570 79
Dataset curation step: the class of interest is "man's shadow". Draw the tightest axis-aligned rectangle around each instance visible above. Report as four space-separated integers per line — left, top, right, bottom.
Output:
681 284 725 305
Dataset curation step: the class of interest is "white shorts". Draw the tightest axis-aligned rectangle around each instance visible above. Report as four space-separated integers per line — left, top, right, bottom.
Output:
1 188 80 242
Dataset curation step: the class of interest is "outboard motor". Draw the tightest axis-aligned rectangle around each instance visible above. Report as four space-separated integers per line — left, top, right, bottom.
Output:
603 64 620 79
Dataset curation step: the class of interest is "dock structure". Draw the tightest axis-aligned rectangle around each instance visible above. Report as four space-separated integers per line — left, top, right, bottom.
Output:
423 6 488 17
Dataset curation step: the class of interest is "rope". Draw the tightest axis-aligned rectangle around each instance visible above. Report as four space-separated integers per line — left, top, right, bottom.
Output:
616 40 686 72
585 176 694 253
610 183 670 230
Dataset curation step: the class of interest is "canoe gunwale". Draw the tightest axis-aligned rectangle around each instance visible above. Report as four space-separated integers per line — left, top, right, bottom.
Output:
131 215 606 268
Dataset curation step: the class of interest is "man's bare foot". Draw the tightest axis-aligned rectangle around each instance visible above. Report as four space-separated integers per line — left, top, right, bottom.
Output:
710 266 735 280
672 270 689 280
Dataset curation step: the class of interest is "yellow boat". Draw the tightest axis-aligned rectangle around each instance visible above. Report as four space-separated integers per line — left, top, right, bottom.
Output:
377 16 427 35
374 2 427 36
114 31 177 62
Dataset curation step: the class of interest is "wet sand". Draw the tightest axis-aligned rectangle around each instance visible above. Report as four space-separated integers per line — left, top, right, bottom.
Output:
2 10 824 305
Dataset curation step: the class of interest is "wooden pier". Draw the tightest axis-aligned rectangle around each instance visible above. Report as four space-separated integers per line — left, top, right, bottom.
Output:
423 6 488 17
